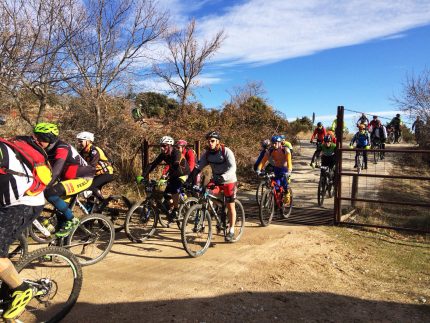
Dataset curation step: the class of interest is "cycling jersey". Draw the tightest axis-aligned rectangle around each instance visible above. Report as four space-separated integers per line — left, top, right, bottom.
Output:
371 126 387 141
46 140 95 181
80 143 113 176
321 143 336 156
390 117 402 127
326 130 337 144
195 145 237 184
162 147 196 176
258 147 292 173
311 127 326 142
145 147 190 179
350 131 371 147
356 116 369 126
0 143 45 207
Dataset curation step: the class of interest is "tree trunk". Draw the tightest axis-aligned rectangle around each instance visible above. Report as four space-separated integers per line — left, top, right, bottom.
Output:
36 95 47 124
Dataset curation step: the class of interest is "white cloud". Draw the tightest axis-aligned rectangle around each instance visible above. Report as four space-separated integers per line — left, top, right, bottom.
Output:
194 0 430 65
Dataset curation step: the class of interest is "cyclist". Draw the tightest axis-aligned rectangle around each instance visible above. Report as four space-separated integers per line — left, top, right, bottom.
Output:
162 139 196 179
350 124 371 169
356 113 369 128
389 113 403 143
325 128 337 144
412 116 424 143
0 135 50 319
371 120 387 160
187 131 238 242
310 122 326 168
368 115 379 132
253 139 271 172
139 136 190 221
77 131 114 204
321 135 336 172
280 135 294 154
256 135 292 205
34 123 95 237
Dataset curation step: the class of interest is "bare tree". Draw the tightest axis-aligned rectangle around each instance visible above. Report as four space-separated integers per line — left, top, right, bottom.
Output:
60 0 169 129
153 19 225 108
227 80 267 107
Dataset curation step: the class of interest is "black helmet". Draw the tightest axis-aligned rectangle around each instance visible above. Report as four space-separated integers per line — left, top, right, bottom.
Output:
206 131 221 140
373 115 377 119
396 113 400 117
317 122 322 127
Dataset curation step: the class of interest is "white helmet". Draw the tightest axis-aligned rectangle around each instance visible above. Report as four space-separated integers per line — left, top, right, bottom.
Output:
159 136 174 145
76 131 94 142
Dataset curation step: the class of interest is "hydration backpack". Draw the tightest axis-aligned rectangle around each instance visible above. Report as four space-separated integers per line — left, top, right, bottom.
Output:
0 137 52 196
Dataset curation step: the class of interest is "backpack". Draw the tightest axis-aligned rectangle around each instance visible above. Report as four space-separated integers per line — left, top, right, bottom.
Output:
0 137 52 196
268 146 289 156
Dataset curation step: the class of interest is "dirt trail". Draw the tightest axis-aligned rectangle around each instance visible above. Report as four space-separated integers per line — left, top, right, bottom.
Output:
59 141 429 322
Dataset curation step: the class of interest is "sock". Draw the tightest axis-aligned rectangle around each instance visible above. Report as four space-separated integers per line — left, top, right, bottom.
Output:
47 195 74 221
0 260 23 289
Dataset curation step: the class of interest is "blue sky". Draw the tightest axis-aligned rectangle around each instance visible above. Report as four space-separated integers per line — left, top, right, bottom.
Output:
147 0 430 128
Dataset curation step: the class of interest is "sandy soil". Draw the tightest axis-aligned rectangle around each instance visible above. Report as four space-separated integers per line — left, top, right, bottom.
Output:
60 141 429 322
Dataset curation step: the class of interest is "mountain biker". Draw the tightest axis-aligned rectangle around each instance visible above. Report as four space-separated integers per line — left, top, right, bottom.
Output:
76 131 114 203
350 124 371 169
0 135 50 319
256 135 292 205
412 116 425 143
325 128 337 144
389 113 403 143
310 122 326 168
321 135 337 172
139 136 190 221
187 131 238 242
253 139 274 173
371 120 387 159
162 139 196 180
356 113 369 128
280 135 294 154
34 123 95 237
368 115 379 132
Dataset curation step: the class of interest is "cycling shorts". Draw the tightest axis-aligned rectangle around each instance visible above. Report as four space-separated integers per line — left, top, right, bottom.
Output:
61 178 93 196
164 177 186 195
0 205 43 257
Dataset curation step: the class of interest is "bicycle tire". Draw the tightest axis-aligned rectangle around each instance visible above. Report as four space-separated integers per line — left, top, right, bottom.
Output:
124 198 157 243
29 208 58 244
97 195 131 233
67 213 115 266
255 181 265 206
12 246 82 323
8 234 28 262
282 187 293 219
388 132 395 144
177 197 199 230
181 204 212 258
229 200 245 242
357 154 363 174
259 189 274 226
317 175 326 207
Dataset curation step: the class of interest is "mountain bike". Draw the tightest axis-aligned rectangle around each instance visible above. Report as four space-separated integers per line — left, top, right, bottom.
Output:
125 180 198 243
29 195 115 266
181 183 245 258
355 150 365 174
371 138 384 164
317 166 334 206
259 172 293 226
0 246 82 322
255 173 272 206
310 141 322 168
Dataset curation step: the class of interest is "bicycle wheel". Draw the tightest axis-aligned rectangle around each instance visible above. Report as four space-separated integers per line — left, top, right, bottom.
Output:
259 189 274 226
181 204 212 258
66 213 115 266
177 197 199 230
29 208 58 244
255 181 265 206
317 175 326 206
282 187 293 219
8 234 28 262
388 132 395 144
98 195 131 233
124 199 157 243
357 154 363 174
9 246 83 323
228 200 245 242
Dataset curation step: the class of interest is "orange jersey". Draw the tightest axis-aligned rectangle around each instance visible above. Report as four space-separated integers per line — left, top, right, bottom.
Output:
258 147 292 172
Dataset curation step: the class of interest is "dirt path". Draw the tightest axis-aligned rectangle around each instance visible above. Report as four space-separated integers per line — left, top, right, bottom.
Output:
60 141 429 322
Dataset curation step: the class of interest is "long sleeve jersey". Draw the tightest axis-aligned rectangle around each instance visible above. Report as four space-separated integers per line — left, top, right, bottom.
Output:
195 146 237 183
311 127 326 142
258 147 292 173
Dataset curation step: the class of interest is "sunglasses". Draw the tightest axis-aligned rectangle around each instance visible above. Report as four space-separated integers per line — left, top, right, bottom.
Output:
208 139 217 143
160 144 168 148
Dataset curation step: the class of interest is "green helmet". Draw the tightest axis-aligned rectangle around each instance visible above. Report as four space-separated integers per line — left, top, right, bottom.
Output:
132 107 142 120
33 122 59 143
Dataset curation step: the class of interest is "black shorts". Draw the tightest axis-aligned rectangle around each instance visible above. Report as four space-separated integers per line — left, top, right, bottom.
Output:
164 177 183 195
0 205 43 257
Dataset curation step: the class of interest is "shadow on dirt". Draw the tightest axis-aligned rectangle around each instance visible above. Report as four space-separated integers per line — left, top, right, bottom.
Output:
65 290 429 322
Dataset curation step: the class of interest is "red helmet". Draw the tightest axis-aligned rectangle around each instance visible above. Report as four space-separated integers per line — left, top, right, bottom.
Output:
176 139 187 146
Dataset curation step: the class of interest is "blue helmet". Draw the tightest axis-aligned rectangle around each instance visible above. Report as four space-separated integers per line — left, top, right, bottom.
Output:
271 135 282 143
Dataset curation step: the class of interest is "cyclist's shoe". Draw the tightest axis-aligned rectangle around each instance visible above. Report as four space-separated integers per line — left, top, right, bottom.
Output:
310 162 315 169
3 282 34 319
225 231 235 243
381 156 385 160
167 210 178 223
353 164 358 168
364 164 368 169
55 217 80 237
283 192 291 206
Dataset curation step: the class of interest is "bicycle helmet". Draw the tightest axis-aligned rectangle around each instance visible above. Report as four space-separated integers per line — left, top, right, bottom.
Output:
317 122 322 127
396 113 400 117
323 135 332 143
261 139 271 149
372 115 377 119
33 122 59 143
206 131 221 140
271 135 282 143
176 139 187 146
76 131 94 142
160 136 174 145
358 124 366 130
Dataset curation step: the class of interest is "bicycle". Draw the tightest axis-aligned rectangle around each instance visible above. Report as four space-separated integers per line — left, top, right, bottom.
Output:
125 180 198 243
181 183 246 258
317 166 334 207
255 173 272 206
310 141 322 168
8 234 28 262
355 149 365 174
0 246 82 322
371 138 384 164
29 195 115 266
259 172 293 226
